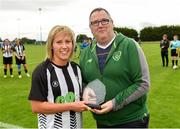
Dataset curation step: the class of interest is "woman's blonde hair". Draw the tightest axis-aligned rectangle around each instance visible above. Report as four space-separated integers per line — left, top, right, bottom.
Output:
46 25 75 60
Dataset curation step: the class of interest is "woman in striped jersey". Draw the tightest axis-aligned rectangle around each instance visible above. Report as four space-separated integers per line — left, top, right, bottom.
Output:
2 39 14 78
14 38 30 78
28 25 90 129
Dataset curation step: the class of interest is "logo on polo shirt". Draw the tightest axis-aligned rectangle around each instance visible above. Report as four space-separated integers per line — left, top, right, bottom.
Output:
113 51 121 61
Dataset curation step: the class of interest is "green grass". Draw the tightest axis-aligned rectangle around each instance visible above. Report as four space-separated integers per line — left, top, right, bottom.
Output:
142 42 180 127
0 45 46 128
0 42 180 128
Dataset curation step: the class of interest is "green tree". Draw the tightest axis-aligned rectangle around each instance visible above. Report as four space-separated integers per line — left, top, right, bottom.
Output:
114 27 138 40
140 25 180 41
21 37 36 44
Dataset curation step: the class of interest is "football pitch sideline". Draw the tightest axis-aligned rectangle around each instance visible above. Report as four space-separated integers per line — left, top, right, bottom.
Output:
0 43 180 128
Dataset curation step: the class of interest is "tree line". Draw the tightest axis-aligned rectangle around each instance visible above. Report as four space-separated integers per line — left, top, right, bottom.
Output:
0 37 46 45
1 25 179 44
76 25 180 43
140 25 180 41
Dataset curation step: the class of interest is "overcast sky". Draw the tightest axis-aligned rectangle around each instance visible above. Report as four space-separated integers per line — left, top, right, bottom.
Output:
0 0 180 41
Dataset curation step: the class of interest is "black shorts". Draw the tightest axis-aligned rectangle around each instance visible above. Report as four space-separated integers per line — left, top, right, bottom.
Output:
171 49 178 56
3 56 13 64
15 56 26 65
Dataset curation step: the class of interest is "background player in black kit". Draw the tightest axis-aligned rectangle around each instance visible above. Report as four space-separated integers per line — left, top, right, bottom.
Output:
2 39 14 78
160 34 170 67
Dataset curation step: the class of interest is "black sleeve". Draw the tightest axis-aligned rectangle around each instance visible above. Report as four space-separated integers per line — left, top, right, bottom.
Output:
28 62 48 101
23 45 25 51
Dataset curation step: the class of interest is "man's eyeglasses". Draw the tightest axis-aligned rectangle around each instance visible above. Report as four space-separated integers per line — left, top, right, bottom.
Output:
90 19 110 26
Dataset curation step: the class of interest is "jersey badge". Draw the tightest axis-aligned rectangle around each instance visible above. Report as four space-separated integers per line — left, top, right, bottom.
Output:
113 51 121 61
52 80 59 88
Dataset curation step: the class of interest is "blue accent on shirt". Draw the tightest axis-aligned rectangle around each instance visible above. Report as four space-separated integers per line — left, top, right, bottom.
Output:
81 42 89 49
171 40 180 49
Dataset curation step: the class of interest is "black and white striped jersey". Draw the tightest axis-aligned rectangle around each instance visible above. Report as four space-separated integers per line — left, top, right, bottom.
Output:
2 44 13 57
28 59 82 129
13 44 25 57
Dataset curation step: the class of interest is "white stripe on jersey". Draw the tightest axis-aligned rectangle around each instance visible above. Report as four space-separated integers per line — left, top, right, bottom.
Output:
55 66 70 128
14 45 24 56
2 45 13 57
77 66 82 92
46 70 55 129
47 69 54 103
67 64 81 102
46 114 54 129
67 64 82 128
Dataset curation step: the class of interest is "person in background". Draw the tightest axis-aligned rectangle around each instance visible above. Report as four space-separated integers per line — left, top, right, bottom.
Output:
81 38 90 49
2 39 14 78
160 34 170 67
28 25 89 129
80 7 150 128
14 38 30 78
170 35 180 69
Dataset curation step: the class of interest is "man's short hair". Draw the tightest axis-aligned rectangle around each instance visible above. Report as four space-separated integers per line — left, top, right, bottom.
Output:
89 7 112 20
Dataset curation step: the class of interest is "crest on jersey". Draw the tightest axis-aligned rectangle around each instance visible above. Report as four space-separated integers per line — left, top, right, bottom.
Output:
113 51 121 61
87 58 92 63
52 81 59 87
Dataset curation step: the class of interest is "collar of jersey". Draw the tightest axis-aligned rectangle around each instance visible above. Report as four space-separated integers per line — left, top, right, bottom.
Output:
51 61 69 69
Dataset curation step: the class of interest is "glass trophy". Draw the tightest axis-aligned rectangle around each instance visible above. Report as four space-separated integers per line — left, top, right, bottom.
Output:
83 79 106 109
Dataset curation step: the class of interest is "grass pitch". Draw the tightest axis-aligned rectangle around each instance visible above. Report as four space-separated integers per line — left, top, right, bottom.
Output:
0 42 180 128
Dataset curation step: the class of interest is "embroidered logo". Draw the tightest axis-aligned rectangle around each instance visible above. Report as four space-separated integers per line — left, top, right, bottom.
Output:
87 58 92 63
52 81 59 87
113 51 121 61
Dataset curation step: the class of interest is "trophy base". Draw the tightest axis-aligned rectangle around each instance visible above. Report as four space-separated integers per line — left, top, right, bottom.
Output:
86 103 101 110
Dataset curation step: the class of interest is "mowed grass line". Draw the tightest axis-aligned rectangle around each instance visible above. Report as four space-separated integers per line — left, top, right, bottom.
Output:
0 43 180 128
